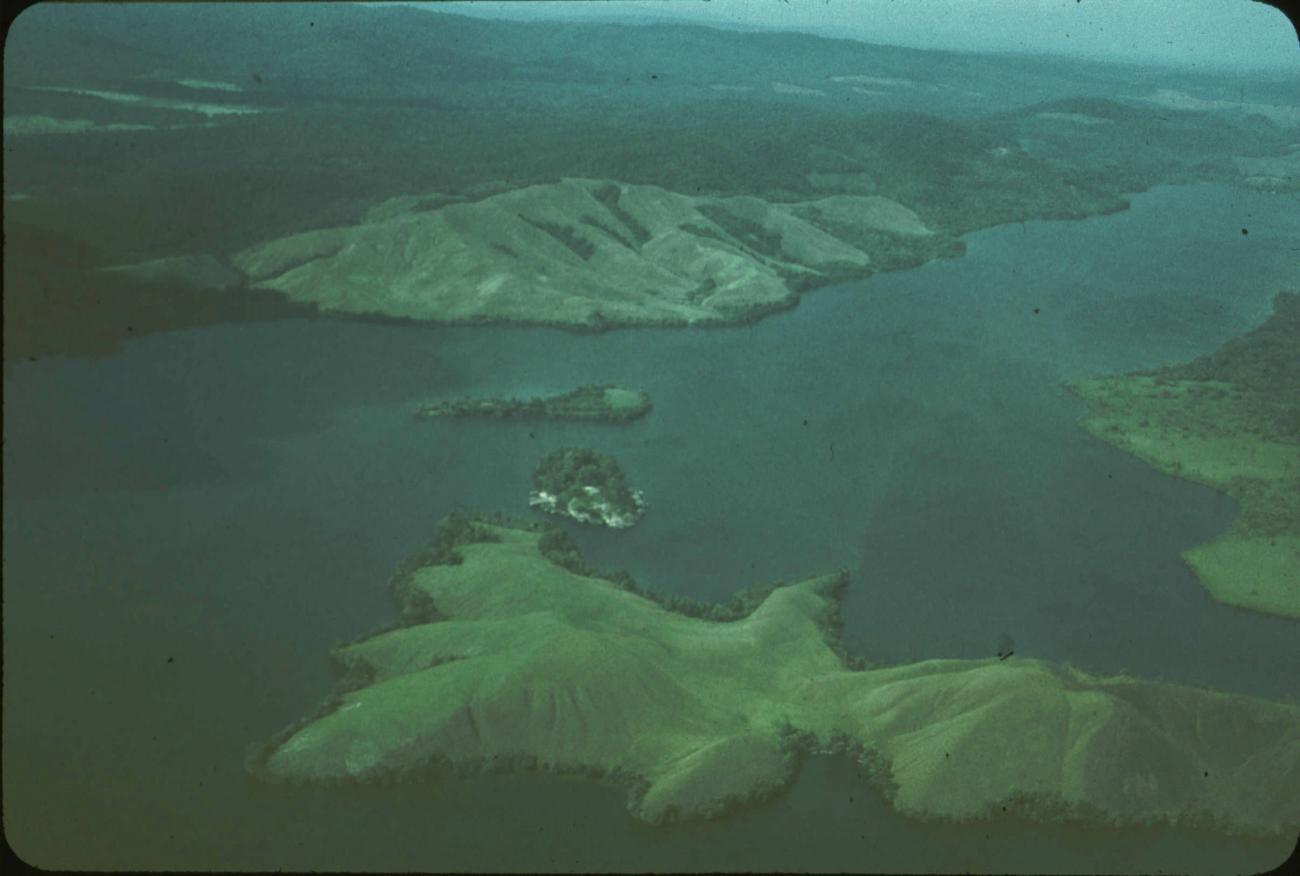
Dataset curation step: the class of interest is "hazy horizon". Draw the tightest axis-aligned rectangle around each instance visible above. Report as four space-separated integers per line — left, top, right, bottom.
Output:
386 0 1299 73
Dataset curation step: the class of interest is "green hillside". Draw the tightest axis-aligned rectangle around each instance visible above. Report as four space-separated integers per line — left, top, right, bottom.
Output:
6 4 1296 353
251 517 1300 835
1073 293 1300 619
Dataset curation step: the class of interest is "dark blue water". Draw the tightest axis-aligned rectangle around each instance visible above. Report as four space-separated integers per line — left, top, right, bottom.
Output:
4 183 1297 870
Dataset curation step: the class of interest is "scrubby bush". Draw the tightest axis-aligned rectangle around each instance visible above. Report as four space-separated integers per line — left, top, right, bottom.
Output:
428 511 502 565
537 526 594 576
386 512 503 621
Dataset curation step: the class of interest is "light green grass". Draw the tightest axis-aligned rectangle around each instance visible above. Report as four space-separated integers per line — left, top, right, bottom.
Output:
601 387 646 412
1186 536 1300 620
230 179 949 328
1073 376 1299 619
255 523 1300 835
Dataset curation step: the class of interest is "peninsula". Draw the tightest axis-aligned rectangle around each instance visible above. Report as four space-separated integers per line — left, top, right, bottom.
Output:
417 384 652 423
529 448 645 528
249 515 1300 836
1071 292 1299 619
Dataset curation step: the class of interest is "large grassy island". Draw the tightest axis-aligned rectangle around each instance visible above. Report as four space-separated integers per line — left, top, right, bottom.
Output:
249 515 1300 836
417 384 651 423
1071 292 1299 619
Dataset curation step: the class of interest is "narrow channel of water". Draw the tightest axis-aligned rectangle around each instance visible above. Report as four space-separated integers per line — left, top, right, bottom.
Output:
4 183 1297 870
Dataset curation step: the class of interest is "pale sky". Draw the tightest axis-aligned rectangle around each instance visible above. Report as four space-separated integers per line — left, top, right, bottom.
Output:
399 0 1299 71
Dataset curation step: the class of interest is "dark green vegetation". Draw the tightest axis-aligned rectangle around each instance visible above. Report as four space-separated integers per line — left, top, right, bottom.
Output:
1072 292 1300 619
2 223 313 363
531 448 643 526
534 448 636 504
7 4 1297 357
417 384 652 423
1148 292 1300 441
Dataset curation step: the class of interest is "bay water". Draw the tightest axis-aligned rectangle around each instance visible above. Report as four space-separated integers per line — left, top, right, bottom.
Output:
4 183 1298 871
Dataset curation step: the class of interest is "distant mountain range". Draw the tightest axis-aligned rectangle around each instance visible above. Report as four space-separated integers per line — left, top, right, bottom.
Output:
10 3 1287 111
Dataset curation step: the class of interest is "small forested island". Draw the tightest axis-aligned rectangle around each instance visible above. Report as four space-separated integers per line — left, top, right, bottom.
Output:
530 447 645 528
416 384 652 423
248 513 1300 834
1071 291 1299 619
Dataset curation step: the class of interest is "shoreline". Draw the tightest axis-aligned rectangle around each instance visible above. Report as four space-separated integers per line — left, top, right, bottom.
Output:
1067 291 1300 620
15 180 1234 364
248 517 1300 836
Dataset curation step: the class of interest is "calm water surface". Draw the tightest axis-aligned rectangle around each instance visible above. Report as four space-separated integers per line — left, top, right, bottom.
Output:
4 183 1298 871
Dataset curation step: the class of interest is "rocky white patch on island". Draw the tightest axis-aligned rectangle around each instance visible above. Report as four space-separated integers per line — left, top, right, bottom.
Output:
529 447 645 529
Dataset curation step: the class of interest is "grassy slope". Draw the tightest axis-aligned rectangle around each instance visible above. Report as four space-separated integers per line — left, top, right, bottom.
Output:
228 178 954 327
253 522 1300 835
1072 293 1300 619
